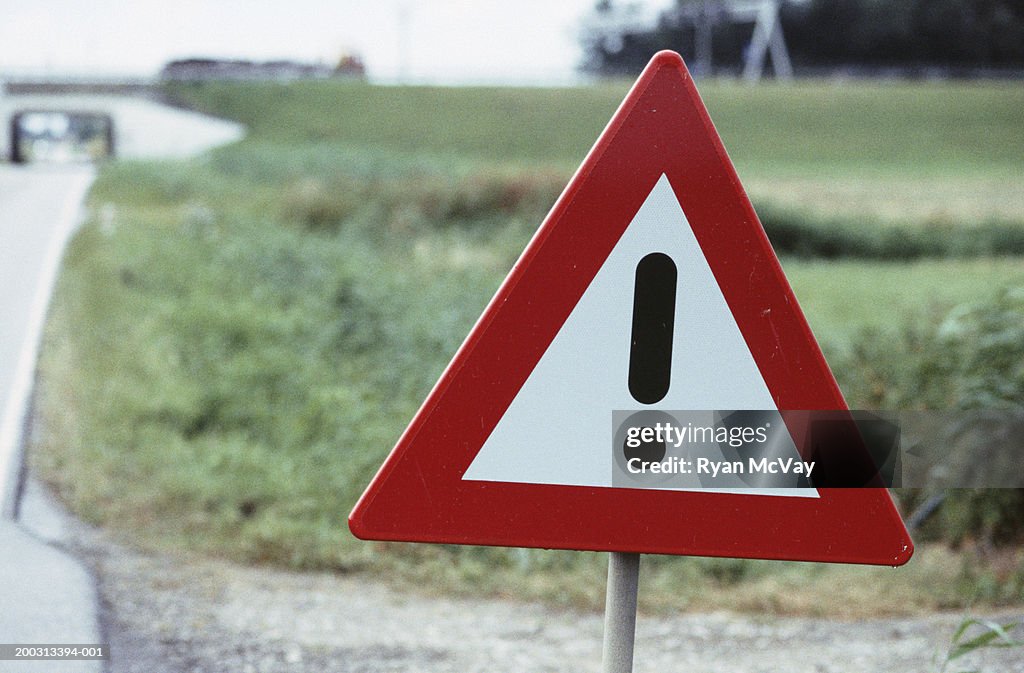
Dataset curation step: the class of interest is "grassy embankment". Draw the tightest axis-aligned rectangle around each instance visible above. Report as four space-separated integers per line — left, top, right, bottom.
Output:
32 78 1024 616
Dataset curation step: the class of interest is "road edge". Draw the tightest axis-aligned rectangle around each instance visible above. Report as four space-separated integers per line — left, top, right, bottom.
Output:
1 167 95 518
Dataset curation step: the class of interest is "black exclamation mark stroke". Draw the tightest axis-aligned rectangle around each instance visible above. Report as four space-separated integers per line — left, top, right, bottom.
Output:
628 252 678 405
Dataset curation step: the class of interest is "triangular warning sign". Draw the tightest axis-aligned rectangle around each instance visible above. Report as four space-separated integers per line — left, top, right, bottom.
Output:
349 51 913 565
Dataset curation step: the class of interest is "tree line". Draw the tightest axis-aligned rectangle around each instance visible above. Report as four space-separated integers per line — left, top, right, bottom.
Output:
581 0 1024 76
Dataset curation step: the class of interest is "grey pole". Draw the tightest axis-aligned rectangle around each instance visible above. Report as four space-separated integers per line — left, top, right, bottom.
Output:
601 551 640 673
694 0 714 78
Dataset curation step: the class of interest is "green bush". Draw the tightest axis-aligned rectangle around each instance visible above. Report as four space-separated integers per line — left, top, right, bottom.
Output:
756 202 1024 260
833 289 1024 546
836 288 1024 409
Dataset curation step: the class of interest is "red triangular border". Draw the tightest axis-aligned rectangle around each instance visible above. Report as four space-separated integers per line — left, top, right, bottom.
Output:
349 51 913 566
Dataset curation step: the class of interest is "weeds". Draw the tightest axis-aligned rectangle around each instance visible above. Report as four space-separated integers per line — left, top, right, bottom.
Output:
937 618 1024 672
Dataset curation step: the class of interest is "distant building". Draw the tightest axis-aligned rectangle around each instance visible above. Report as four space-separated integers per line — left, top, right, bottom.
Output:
160 56 365 82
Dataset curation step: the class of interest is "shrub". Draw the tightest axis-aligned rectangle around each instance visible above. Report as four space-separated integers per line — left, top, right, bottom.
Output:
834 288 1024 546
756 202 1024 260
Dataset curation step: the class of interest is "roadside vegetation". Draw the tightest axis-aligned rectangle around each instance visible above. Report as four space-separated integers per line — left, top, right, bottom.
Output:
31 78 1024 615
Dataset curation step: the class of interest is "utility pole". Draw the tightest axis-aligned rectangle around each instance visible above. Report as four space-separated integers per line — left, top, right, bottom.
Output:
694 0 715 78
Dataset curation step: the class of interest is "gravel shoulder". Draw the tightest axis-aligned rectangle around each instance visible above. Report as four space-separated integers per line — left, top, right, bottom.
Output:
19 478 1024 673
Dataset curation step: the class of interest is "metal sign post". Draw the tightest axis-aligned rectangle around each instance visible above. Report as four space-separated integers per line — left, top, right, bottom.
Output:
601 552 640 673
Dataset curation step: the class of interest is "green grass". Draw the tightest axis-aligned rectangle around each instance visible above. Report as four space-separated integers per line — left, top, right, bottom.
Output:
29 79 1024 616
703 80 1024 177
166 78 1024 224
165 79 1024 175
785 258 1024 349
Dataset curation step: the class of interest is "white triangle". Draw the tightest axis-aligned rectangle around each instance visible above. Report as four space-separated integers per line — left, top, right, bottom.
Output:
463 175 816 497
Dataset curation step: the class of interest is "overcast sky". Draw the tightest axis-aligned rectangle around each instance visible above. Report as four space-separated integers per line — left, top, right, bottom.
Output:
1 0 670 85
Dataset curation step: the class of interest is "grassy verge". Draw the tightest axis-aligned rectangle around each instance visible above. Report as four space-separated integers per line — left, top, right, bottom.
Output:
31 79 1024 615
784 257 1024 348
163 79 1024 172
165 78 1024 224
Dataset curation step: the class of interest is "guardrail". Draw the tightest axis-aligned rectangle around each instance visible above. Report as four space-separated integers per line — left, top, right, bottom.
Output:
1 76 157 97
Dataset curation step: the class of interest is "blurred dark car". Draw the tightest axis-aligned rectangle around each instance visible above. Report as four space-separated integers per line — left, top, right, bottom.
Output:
10 110 114 164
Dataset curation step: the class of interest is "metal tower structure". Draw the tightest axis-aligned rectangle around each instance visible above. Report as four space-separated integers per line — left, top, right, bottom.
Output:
582 0 794 82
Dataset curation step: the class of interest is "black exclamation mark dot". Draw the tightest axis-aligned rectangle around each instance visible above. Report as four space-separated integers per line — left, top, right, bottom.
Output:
628 252 677 405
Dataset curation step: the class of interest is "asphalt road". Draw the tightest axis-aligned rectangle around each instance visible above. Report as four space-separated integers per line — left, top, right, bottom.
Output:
0 165 99 671
0 164 93 515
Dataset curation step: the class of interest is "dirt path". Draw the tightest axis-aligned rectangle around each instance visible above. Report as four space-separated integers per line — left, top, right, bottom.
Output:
20 480 1024 673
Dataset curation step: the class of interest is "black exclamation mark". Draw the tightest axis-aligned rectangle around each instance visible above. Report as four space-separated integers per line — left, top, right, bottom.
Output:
628 252 677 404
